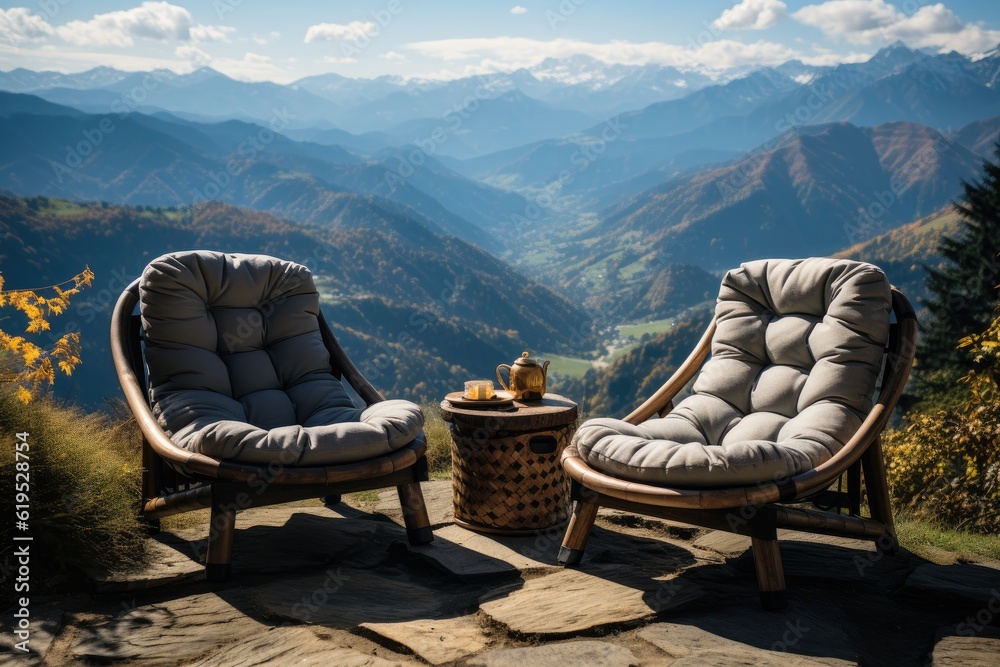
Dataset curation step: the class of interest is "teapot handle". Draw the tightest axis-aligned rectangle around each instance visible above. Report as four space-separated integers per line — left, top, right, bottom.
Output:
496 364 512 390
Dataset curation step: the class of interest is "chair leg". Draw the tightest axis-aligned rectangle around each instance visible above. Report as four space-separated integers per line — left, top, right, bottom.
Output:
862 438 898 553
751 536 787 610
750 508 787 610
397 482 434 545
558 498 599 566
140 516 161 535
140 440 161 535
206 503 236 582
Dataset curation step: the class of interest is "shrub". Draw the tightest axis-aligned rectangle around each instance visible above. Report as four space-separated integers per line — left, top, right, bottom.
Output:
884 310 1000 533
0 389 146 586
421 402 453 476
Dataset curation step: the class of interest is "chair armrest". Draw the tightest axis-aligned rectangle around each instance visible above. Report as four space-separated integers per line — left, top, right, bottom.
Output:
111 282 221 479
318 314 385 407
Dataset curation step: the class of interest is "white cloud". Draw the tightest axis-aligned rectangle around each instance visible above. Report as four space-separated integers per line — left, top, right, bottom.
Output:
880 5 1000 53
304 21 375 43
793 0 898 35
57 2 193 47
713 0 787 31
379 50 406 61
175 44 211 67
191 24 235 43
324 55 357 64
404 36 799 74
251 33 268 45
53 2 233 49
792 0 1000 54
510 6 528 14
0 8 54 43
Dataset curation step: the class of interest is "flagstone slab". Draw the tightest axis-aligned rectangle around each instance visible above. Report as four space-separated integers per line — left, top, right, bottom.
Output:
247 566 487 627
598 508 700 540
478 565 705 636
583 526 715 570
361 615 489 665
931 627 1000 667
693 529 880 557
465 640 639 667
182 626 415 667
409 524 558 578
0 605 63 665
71 592 263 663
905 563 1000 605
86 506 409 591
637 624 857 667
377 480 454 527
716 536 914 586
412 523 715 581
640 580 971 666
83 534 205 592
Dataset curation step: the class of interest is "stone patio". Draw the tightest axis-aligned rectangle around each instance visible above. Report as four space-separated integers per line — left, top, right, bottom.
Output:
3 480 999 666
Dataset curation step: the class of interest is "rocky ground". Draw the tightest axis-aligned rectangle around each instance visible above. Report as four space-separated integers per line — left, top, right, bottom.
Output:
3 480 999 666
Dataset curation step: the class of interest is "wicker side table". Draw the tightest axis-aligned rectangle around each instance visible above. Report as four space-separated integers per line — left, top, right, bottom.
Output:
440 394 578 535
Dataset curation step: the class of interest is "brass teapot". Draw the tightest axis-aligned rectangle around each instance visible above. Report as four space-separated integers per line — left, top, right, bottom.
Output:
496 351 550 401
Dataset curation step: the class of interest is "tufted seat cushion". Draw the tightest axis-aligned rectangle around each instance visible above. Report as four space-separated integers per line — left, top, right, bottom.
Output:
576 258 891 487
139 251 424 466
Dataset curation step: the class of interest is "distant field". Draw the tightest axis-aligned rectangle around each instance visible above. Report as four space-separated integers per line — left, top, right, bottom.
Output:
542 353 595 379
618 317 675 339
609 341 640 361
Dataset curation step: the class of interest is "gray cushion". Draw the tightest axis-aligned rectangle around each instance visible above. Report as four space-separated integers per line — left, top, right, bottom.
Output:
576 258 890 487
140 250 424 465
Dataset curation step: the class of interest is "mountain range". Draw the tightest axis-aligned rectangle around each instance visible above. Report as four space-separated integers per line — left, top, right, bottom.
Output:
0 90 536 254
461 43 1000 212
0 195 596 406
2 42 999 408
585 119 984 275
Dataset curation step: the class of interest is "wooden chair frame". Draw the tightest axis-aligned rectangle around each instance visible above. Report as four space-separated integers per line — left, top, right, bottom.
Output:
112 279 433 581
558 288 917 610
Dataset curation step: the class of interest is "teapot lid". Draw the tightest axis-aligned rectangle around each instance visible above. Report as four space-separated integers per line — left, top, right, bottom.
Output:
513 351 539 367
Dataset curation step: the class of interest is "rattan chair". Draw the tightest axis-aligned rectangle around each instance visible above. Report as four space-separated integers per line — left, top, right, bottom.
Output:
111 251 433 581
558 258 917 609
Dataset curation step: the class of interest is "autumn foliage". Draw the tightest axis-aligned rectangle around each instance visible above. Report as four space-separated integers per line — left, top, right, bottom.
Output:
884 303 1000 533
0 267 94 402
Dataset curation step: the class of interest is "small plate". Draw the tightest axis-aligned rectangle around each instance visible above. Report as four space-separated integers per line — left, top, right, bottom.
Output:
445 390 515 408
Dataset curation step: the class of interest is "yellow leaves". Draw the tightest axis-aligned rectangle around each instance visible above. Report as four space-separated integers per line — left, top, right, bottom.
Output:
15 386 32 404
20 342 42 365
881 304 1000 532
3 335 25 353
78 267 95 288
0 266 93 402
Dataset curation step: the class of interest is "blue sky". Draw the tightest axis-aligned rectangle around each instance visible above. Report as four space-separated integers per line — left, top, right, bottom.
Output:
1 1 999 82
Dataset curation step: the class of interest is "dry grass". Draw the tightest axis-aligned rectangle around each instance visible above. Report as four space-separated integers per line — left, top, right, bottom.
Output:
0 391 147 583
421 402 453 477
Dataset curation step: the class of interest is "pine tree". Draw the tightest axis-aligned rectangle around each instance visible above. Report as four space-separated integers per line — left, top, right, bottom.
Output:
915 141 1000 403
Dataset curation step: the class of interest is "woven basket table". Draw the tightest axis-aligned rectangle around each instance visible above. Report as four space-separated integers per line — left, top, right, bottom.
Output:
440 394 578 535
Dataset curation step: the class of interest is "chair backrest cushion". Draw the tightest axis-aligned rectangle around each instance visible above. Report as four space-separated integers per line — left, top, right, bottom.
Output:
575 257 891 487
139 250 423 466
